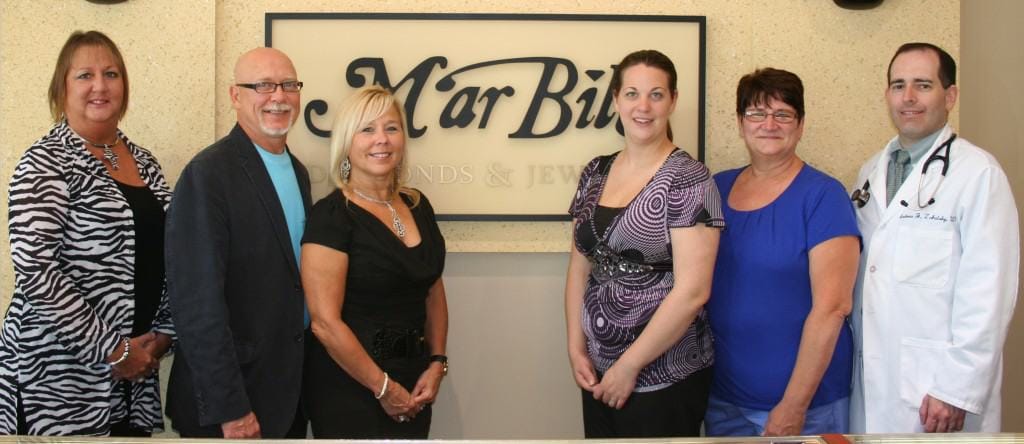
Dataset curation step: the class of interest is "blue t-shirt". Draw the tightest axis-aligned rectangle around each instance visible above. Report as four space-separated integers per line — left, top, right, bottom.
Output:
255 144 309 326
707 164 859 410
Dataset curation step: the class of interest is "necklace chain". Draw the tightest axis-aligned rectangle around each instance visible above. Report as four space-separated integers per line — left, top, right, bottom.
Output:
71 129 120 171
353 188 406 238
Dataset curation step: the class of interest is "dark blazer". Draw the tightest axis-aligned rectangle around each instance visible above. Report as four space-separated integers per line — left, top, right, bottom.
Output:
165 124 311 438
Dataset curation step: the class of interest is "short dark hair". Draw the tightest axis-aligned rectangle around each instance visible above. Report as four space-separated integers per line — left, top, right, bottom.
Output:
735 67 805 121
609 49 678 97
48 30 129 123
887 42 957 88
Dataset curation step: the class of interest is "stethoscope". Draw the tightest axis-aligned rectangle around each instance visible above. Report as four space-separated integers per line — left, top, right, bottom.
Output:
851 133 956 209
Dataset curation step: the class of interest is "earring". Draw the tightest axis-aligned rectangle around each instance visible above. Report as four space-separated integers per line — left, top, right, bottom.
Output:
341 158 351 182
393 157 405 185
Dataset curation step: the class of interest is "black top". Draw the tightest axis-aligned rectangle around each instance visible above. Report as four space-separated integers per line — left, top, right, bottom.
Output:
577 204 624 252
115 181 165 336
302 189 446 339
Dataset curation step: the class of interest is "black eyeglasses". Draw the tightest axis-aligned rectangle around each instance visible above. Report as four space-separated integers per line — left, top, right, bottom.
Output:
742 109 797 124
235 81 303 94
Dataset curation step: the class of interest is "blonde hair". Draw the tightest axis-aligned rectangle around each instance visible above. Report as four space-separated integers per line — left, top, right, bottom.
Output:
329 85 420 206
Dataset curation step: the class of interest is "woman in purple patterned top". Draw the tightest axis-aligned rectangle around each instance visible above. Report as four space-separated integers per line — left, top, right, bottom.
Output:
564 49 725 438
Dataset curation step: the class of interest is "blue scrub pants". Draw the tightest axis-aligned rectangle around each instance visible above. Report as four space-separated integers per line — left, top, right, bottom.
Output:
704 393 849 436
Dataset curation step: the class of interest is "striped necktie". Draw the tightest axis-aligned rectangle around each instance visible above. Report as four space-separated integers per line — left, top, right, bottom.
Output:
886 149 911 206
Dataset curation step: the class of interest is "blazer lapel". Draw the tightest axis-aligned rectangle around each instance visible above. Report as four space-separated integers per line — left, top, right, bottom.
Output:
291 153 313 213
231 125 301 279
869 143 894 221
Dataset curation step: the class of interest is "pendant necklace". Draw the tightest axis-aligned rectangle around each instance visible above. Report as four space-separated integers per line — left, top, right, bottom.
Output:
353 188 407 238
75 131 121 171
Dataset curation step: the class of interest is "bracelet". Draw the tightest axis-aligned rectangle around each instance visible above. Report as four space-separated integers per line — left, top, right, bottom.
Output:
429 354 449 376
374 372 389 399
110 337 130 366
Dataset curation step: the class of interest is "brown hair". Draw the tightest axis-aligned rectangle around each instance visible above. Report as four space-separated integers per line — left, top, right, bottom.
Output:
736 67 805 121
48 30 129 123
887 42 957 88
609 49 678 140
609 49 678 96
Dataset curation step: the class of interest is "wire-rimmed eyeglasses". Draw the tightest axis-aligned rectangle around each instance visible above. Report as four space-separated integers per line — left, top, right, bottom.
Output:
236 81 303 94
742 110 797 124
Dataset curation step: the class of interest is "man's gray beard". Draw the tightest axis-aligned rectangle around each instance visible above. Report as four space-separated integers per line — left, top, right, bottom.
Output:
261 121 292 137
259 109 294 137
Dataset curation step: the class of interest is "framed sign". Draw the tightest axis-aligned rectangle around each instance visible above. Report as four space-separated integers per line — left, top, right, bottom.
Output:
267 13 705 220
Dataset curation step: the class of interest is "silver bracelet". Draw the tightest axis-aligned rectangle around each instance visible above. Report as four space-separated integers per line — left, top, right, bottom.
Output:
110 337 130 366
375 372 389 399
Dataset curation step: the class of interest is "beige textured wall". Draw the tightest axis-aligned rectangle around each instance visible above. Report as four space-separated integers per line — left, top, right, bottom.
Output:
1 0 966 438
0 0 216 309
961 0 1024 432
216 0 961 254
0 0 961 310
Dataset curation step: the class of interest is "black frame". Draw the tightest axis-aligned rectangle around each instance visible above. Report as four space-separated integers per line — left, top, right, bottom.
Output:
266 12 707 221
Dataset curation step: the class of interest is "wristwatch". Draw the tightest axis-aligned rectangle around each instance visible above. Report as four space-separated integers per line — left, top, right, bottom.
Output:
429 354 448 376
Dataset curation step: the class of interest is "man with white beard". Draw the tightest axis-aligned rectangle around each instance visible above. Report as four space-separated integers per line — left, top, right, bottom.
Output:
165 47 311 439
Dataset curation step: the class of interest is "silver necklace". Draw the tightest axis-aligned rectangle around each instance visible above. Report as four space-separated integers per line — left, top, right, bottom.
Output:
74 131 121 171
353 188 406 238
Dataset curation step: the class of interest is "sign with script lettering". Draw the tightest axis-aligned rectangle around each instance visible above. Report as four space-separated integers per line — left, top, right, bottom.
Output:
268 13 705 220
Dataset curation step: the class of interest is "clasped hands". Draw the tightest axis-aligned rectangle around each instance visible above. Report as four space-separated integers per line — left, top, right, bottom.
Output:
570 351 638 410
110 331 172 382
380 364 445 423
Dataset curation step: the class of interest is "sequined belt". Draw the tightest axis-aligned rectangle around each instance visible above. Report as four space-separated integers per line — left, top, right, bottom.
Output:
371 327 426 361
586 242 672 282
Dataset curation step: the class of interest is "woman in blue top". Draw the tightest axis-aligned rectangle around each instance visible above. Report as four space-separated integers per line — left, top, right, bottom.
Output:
705 68 860 436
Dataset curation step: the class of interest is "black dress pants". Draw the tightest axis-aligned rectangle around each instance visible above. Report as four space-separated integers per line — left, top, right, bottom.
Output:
581 367 712 438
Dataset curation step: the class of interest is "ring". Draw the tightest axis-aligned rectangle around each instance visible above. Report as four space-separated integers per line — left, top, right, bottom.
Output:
398 415 409 423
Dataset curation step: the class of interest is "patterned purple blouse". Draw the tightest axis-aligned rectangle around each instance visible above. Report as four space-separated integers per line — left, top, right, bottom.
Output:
569 149 724 392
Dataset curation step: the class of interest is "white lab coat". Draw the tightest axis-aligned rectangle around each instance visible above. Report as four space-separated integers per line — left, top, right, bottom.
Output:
850 125 1019 433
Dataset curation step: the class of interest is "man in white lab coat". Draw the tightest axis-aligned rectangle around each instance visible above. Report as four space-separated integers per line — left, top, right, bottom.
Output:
850 42 1019 433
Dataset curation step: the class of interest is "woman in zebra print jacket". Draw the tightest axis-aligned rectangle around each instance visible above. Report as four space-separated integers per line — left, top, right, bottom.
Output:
0 31 174 436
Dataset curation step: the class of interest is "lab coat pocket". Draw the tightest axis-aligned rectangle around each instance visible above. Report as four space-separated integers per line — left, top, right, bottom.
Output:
893 227 953 288
899 337 948 407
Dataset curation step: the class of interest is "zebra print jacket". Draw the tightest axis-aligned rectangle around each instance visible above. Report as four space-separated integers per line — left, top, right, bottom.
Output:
0 121 175 435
